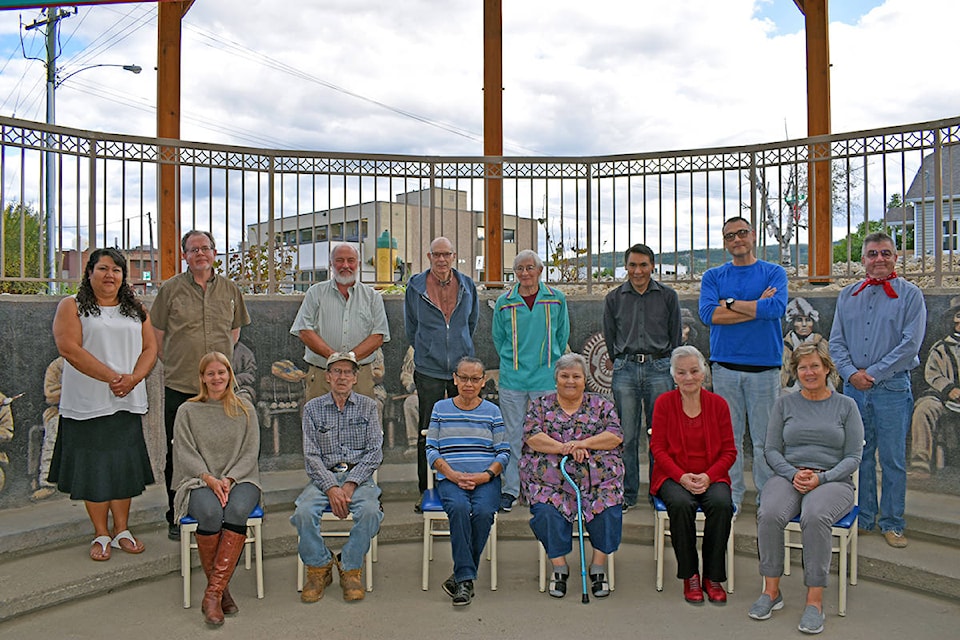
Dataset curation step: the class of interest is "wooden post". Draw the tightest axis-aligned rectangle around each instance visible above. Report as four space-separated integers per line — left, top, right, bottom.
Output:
483 0 503 286
157 0 193 280
800 0 833 282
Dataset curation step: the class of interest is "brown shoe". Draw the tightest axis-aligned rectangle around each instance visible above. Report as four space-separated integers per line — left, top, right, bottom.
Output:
301 560 334 603
884 530 908 548
337 557 365 601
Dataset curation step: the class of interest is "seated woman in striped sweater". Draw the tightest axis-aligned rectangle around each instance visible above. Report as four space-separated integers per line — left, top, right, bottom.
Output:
425 357 509 607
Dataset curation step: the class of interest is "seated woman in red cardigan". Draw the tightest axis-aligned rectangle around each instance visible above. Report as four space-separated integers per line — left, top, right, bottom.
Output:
650 345 737 606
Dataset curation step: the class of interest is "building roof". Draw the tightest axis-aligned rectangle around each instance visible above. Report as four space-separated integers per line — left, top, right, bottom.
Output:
905 148 960 201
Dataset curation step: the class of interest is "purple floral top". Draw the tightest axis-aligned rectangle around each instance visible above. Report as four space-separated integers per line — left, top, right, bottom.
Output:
519 392 624 523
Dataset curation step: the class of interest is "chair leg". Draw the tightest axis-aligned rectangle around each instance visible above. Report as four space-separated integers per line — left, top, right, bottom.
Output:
538 542 547 592
181 525 193 608
252 521 264 599
850 526 859 586
655 515 666 592
489 516 498 591
783 529 793 576
607 551 616 591
421 519 431 591
726 522 735 593
365 541 374 592
838 532 848 617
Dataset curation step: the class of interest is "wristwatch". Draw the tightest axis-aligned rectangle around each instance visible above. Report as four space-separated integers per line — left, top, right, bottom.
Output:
484 469 496 480
724 297 735 309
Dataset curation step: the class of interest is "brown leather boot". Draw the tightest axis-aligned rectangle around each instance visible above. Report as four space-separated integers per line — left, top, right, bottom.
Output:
337 556 365 602
300 559 334 603
195 532 238 615
201 530 246 626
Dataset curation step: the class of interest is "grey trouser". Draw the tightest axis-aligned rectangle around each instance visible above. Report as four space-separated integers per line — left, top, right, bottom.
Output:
756 474 854 587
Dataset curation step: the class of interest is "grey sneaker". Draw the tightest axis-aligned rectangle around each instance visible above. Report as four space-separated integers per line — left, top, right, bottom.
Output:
452 580 474 606
748 592 784 620
798 605 825 634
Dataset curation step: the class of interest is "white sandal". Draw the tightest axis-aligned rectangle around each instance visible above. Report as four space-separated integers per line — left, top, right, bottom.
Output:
110 529 145 554
90 535 112 561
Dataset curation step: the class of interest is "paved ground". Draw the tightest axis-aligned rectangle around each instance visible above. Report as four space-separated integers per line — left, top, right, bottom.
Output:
2 539 957 640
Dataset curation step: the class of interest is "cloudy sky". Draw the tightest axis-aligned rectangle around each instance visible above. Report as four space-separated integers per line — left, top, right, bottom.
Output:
0 0 957 158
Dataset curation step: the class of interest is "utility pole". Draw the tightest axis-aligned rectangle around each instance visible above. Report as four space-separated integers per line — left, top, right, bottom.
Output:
25 6 75 291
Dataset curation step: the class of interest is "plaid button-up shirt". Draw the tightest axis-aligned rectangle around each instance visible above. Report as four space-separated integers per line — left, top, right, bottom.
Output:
302 391 383 492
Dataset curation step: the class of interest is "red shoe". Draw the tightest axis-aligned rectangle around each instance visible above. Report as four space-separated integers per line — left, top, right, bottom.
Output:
704 579 727 604
683 574 704 604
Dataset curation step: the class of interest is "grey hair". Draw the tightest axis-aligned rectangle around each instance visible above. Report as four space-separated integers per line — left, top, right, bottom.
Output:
669 345 707 377
330 243 360 261
554 353 588 381
455 356 485 374
513 249 544 271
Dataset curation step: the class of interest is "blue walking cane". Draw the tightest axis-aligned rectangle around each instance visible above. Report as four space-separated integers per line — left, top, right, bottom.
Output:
560 455 589 604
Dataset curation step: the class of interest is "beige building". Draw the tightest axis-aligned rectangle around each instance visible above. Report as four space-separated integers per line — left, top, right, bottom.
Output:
246 187 538 287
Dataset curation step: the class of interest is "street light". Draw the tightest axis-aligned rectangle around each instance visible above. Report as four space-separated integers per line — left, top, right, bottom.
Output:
56 63 142 88
42 62 141 291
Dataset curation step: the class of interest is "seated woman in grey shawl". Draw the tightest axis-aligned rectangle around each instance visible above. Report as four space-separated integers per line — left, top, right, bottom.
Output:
173 351 261 626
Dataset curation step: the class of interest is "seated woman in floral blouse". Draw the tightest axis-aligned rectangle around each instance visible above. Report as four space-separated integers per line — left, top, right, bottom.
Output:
520 353 623 599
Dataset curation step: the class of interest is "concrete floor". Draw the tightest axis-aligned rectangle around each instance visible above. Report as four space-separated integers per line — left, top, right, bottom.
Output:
2 539 957 640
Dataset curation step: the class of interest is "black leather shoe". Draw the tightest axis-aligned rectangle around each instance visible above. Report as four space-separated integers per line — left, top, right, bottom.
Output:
549 571 568 598
167 523 180 541
442 574 457 598
452 580 473 606
590 572 610 597
413 496 423 514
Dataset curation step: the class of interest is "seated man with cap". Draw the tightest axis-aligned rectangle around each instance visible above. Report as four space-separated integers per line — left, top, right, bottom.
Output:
291 351 383 603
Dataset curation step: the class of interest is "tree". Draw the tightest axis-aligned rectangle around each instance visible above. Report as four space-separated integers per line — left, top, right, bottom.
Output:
753 160 864 265
225 242 297 293
833 220 884 263
1 202 46 294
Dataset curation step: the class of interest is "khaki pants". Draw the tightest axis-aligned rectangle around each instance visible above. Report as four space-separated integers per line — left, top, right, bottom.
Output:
306 363 376 402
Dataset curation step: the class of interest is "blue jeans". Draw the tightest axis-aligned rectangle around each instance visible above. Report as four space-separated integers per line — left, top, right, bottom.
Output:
843 372 913 533
437 477 500 582
290 474 383 571
498 388 549 500
710 364 779 507
529 502 622 559
611 356 674 506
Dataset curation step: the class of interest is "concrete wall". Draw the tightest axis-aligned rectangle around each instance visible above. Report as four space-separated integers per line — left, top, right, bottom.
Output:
1 289 958 510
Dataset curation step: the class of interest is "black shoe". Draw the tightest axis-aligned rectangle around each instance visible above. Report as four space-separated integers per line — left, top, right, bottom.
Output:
167 523 180 541
452 580 474 606
499 493 516 512
441 574 457 598
590 572 610 597
549 570 568 598
413 496 423 514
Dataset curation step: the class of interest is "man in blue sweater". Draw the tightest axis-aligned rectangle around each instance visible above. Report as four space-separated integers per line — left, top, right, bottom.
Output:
699 217 788 509
405 237 479 508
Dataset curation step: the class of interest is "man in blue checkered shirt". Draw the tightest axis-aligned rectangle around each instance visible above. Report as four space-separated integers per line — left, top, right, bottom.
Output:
291 351 383 603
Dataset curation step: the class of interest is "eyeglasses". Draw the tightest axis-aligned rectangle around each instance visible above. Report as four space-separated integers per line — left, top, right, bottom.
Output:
186 246 215 255
722 228 751 241
455 373 484 384
328 368 356 377
865 249 894 259
515 265 540 272
430 251 454 259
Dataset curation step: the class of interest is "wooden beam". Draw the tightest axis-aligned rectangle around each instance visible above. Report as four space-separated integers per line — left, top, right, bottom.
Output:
803 0 832 282
156 0 193 280
483 0 503 287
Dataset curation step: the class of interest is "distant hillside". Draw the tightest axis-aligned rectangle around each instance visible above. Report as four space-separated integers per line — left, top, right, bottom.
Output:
591 245 810 274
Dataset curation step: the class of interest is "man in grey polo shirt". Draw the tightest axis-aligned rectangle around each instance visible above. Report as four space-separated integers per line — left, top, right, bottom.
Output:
290 243 390 401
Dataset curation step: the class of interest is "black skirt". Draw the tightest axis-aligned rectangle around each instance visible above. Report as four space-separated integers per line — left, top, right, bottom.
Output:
48 411 155 502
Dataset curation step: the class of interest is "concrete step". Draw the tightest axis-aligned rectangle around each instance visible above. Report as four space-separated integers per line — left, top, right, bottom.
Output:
2 465 958 622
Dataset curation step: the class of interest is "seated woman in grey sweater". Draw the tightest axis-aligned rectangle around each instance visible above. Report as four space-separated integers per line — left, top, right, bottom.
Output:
173 352 261 627
748 342 863 635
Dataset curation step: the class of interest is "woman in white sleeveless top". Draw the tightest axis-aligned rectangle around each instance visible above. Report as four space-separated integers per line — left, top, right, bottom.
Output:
49 248 158 561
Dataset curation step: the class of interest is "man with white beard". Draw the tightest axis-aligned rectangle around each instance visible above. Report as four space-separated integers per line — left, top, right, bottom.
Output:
290 243 390 401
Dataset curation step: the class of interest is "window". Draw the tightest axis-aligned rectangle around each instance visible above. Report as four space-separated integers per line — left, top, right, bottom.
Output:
477 226 485 240
944 220 958 251
504 228 516 243
299 228 313 243
282 230 297 245
345 220 359 241
314 226 328 242
330 223 344 241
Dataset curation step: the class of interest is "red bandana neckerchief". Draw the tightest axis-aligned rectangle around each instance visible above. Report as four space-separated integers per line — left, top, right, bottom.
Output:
851 271 898 299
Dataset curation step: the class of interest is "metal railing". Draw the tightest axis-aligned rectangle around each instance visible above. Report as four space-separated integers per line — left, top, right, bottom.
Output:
1 114 958 293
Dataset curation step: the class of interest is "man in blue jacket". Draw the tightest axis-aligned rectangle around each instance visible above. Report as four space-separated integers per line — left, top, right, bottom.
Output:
405 237 479 508
698 217 787 509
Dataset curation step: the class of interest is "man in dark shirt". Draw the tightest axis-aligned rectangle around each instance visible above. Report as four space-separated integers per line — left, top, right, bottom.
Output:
603 244 682 509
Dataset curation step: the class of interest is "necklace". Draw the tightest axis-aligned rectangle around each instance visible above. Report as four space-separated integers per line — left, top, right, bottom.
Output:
435 271 453 287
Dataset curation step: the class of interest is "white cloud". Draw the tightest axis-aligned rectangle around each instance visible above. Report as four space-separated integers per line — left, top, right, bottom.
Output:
0 0 955 158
